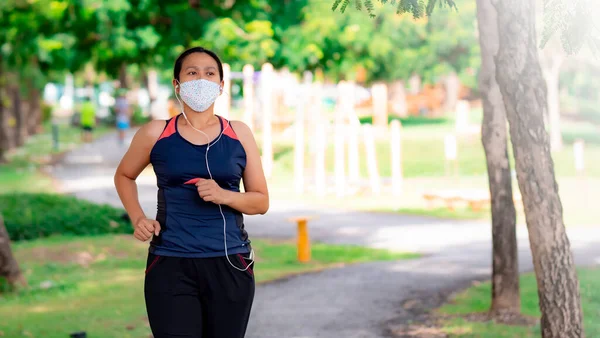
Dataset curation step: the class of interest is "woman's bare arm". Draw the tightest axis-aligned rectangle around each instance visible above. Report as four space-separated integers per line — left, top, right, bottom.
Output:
221 120 269 215
114 120 165 226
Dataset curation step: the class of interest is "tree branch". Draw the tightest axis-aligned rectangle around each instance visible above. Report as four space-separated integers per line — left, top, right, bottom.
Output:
332 0 457 18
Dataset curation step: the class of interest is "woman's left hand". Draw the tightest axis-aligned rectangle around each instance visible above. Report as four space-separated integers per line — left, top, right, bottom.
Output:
196 179 230 205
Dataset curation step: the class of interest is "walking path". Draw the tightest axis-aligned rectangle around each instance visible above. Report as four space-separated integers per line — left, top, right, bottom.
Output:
48 130 600 338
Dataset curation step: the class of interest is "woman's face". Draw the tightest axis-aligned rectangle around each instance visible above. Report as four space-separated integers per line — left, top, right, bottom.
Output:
174 52 223 91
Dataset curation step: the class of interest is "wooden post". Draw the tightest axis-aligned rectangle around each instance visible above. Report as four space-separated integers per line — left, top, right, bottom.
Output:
348 119 360 186
372 82 388 130
288 216 314 263
390 119 403 196
261 63 274 178
455 100 470 133
294 81 306 194
314 122 327 196
337 81 359 187
444 134 458 177
309 80 323 156
215 63 231 118
334 81 348 197
363 124 381 194
242 64 254 131
334 122 346 197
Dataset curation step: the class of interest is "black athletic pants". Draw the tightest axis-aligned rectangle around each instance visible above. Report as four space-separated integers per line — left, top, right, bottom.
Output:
144 252 255 338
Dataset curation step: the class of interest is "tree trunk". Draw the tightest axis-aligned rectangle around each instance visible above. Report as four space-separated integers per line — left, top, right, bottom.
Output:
12 86 26 148
476 0 520 315
0 87 7 163
408 74 421 95
389 80 408 117
27 57 42 135
0 55 7 163
443 72 461 113
492 0 584 336
27 87 41 135
0 215 26 290
119 63 128 89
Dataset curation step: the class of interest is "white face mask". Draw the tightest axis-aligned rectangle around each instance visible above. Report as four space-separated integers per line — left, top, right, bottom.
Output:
177 79 221 112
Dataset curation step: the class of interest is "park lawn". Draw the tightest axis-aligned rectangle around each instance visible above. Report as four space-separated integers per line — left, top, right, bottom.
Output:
436 268 600 337
269 117 600 179
0 123 110 194
1 234 419 338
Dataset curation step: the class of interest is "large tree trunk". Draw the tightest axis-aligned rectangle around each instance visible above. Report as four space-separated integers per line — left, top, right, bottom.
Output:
476 0 520 315
492 0 584 336
0 215 26 290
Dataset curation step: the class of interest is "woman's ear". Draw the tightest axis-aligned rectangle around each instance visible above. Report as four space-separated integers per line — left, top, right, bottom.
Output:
172 79 179 93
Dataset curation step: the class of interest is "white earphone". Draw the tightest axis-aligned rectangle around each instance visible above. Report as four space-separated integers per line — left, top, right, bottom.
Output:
174 84 255 273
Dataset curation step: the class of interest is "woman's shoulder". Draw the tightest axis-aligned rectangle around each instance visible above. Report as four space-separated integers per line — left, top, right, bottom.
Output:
137 118 172 142
229 120 253 140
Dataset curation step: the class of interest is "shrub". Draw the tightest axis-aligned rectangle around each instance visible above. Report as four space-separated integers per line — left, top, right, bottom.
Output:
0 193 131 241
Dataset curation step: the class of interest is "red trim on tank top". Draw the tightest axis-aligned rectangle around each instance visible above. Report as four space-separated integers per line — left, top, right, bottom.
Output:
218 116 239 141
158 117 177 141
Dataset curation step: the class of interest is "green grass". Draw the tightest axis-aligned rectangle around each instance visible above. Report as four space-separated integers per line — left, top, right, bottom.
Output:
0 122 110 194
358 115 451 127
394 207 489 220
1 234 418 337
437 268 600 337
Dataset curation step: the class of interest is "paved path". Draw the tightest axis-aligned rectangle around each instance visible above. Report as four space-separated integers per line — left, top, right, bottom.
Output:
48 130 600 338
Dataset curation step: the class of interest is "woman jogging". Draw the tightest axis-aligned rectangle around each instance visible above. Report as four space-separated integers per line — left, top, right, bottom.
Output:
114 47 269 338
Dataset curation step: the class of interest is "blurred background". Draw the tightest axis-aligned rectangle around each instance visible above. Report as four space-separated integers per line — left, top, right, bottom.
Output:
1 0 600 337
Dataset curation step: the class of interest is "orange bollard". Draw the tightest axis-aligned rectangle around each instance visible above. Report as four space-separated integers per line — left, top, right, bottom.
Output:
288 216 313 263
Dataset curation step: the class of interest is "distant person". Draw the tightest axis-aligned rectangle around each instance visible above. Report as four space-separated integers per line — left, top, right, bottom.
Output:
114 90 131 145
79 97 96 143
113 47 269 338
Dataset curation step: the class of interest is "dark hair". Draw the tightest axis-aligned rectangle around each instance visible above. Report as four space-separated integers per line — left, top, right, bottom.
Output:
173 47 224 82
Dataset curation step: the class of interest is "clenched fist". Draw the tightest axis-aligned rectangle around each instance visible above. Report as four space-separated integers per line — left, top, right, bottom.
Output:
133 217 161 242
196 179 230 205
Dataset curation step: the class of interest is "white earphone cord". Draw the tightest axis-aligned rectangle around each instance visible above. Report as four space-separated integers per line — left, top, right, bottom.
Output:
175 87 254 272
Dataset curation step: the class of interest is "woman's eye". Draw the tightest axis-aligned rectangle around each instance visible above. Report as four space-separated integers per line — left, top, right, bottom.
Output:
188 71 197 75
207 72 214 76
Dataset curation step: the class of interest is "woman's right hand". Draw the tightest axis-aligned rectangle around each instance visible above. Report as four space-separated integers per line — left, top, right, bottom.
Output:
134 217 161 242
114 120 167 243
